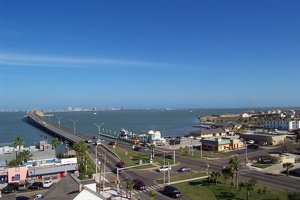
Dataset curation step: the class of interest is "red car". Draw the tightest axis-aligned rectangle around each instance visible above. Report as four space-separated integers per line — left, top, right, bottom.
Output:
116 162 126 168
132 179 147 190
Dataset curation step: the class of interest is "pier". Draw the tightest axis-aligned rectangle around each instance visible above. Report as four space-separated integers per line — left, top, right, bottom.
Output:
26 110 89 144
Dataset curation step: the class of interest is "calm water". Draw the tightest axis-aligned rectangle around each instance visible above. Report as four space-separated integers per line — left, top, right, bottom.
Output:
0 108 250 147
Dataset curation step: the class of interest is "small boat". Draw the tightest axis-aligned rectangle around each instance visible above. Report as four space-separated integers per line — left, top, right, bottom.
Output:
94 112 97 115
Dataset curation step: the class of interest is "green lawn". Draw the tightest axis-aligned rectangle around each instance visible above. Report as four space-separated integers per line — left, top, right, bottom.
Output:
107 146 177 167
156 172 208 184
251 163 272 169
174 179 287 200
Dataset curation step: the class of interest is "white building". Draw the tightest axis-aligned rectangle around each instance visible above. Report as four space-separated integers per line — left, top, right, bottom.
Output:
264 120 300 131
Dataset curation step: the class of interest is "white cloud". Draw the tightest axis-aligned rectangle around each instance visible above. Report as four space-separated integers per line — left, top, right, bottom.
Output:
0 54 171 68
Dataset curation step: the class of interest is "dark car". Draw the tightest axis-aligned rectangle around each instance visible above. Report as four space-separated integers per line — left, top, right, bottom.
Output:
164 185 182 198
248 144 259 149
132 179 147 190
2 182 19 193
178 167 191 172
112 168 122 174
165 154 174 159
30 182 43 189
116 162 126 168
134 146 142 151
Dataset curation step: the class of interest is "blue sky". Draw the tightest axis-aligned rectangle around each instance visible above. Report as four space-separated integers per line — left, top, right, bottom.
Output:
0 0 299 110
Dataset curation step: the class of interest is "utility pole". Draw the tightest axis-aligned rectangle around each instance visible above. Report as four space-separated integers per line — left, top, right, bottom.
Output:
56 116 62 128
71 119 78 134
94 123 104 141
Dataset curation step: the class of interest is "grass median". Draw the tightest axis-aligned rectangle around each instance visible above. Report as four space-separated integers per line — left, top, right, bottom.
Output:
173 179 287 200
106 145 177 168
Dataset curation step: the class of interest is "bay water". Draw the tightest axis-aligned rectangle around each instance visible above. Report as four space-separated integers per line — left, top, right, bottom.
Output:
0 109 249 148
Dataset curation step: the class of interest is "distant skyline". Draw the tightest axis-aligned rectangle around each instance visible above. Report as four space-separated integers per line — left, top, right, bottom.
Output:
1 1 300 110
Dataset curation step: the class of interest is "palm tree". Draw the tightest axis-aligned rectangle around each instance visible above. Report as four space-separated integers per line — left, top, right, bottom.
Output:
229 155 239 188
51 137 60 150
236 182 244 195
149 190 157 200
13 137 23 152
244 178 257 200
282 162 294 176
210 171 221 185
221 167 232 183
17 150 33 163
73 141 90 178
126 182 135 199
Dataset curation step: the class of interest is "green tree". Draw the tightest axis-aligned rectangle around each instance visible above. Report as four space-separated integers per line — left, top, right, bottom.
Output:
51 137 60 150
287 191 300 200
149 190 157 200
73 141 90 179
229 155 239 188
210 171 221 185
127 182 135 199
236 178 257 199
257 187 267 200
18 150 33 163
279 140 295 153
222 167 232 183
8 159 19 167
282 162 294 176
244 178 257 200
13 137 23 152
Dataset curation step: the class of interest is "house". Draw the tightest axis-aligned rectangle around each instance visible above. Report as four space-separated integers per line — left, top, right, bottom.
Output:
241 113 250 118
239 132 286 145
43 173 105 200
200 136 242 152
188 128 227 139
270 153 296 164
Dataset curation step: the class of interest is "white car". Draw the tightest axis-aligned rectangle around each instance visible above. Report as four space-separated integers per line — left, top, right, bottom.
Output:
43 180 53 188
156 165 171 172
36 194 44 199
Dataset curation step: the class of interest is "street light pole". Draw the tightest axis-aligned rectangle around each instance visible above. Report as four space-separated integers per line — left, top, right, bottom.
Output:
245 142 248 164
200 142 203 158
71 119 79 134
102 154 106 194
94 123 104 141
95 144 98 174
163 153 166 184
56 116 62 128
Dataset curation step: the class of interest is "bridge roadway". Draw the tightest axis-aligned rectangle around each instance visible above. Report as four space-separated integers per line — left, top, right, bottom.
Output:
26 109 95 144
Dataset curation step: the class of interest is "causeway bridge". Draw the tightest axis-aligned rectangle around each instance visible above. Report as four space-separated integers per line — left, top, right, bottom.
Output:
26 109 94 144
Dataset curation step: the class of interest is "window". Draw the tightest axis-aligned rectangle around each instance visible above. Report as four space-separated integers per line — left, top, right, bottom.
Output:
12 174 20 181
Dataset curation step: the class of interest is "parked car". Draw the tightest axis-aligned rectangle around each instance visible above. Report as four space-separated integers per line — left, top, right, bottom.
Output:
248 144 259 149
31 182 43 189
18 181 31 191
164 185 182 198
1 183 19 193
178 167 191 172
36 194 44 199
43 180 53 188
165 154 174 159
116 162 126 168
112 168 122 174
85 138 92 143
94 140 101 146
134 146 142 151
132 179 147 190
156 165 171 172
